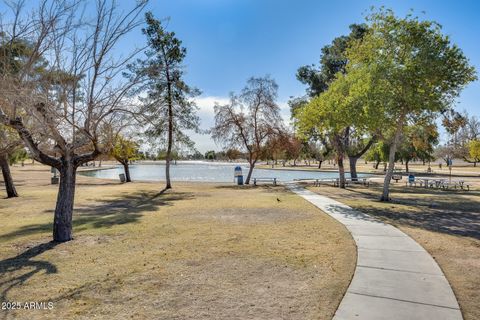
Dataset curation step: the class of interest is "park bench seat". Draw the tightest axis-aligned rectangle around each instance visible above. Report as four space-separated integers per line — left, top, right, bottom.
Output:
392 174 403 182
253 177 277 186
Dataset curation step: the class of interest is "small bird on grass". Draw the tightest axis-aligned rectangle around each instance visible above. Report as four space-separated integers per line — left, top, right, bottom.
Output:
276 197 281 202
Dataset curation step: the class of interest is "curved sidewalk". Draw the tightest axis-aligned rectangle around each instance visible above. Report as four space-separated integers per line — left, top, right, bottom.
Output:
288 185 462 320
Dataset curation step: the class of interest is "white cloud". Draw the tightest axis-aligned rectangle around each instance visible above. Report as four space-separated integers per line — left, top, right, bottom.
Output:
188 95 292 153
194 95 230 128
185 95 230 153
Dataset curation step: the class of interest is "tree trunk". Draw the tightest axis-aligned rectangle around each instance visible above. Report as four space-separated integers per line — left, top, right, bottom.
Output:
349 156 358 181
245 157 256 185
0 154 18 198
123 162 131 182
318 160 323 169
165 101 173 190
381 119 404 201
53 162 76 242
347 135 375 179
374 160 380 170
405 160 410 173
337 155 346 188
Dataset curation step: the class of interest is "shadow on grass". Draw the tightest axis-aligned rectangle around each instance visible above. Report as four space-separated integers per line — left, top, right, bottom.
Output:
75 182 123 186
0 190 194 242
322 185 480 240
215 184 287 191
0 241 58 319
357 202 480 240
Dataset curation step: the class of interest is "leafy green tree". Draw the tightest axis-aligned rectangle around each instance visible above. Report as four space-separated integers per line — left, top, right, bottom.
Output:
8 148 28 165
111 137 139 183
347 9 476 200
205 150 216 161
397 122 439 172
469 140 480 165
133 12 200 190
296 24 368 97
190 150 204 160
296 68 377 187
294 24 376 184
365 142 389 169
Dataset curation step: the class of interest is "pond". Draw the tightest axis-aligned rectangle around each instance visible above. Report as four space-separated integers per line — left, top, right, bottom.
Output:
79 161 366 183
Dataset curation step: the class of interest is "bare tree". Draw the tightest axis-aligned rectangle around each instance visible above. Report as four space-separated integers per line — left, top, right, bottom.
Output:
0 0 147 242
212 76 284 184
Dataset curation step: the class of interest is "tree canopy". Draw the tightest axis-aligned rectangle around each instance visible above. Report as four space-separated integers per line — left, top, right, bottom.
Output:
132 12 200 190
344 8 476 199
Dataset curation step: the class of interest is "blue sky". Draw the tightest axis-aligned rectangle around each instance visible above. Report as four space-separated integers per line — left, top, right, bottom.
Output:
2 1 478 152
139 0 480 152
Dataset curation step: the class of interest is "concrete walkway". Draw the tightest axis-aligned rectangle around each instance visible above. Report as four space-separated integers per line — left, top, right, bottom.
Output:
288 185 462 320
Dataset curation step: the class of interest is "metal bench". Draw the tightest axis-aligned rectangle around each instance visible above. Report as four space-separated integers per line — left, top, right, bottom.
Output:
311 178 336 187
392 174 403 182
350 177 370 186
253 177 277 186
334 178 351 187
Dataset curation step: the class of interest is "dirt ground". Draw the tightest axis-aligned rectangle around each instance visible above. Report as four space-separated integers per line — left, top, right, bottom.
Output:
0 165 355 320
307 182 480 320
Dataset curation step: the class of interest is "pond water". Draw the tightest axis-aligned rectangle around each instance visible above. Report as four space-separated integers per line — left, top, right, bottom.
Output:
79 161 365 183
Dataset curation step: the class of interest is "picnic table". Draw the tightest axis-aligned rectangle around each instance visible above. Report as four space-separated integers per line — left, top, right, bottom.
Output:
442 179 470 190
417 178 445 188
347 177 370 186
408 178 470 190
298 177 371 187
332 178 370 187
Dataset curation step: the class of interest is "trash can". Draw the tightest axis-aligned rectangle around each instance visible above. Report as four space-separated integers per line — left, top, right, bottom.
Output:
408 174 415 184
119 173 126 183
51 167 59 185
237 175 243 185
